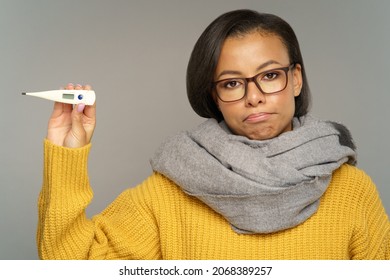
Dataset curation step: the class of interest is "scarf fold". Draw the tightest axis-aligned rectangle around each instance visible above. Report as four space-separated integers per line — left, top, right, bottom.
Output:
150 115 356 234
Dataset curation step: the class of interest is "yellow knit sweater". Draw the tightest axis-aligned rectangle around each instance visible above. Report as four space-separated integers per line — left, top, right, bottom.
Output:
38 140 390 260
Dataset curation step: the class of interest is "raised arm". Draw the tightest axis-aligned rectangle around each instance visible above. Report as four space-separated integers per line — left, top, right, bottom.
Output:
37 84 161 259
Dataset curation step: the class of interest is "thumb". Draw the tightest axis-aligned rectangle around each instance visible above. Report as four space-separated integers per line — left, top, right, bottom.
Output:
72 103 86 124
76 103 86 114
70 103 87 145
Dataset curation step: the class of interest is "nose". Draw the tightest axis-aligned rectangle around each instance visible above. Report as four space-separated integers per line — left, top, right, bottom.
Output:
245 80 265 106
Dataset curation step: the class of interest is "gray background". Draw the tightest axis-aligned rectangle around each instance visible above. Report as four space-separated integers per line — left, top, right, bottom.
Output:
1 0 389 260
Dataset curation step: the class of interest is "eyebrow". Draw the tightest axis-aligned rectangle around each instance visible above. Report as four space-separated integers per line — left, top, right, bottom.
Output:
216 60 282 80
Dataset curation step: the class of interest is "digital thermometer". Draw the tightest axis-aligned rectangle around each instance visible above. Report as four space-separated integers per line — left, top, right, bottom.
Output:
22 90 96 105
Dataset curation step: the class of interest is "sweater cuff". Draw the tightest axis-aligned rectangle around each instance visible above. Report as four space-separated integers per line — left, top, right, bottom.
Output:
43 139 92 199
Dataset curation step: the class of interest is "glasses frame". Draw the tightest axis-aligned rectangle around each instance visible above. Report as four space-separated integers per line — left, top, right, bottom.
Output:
213 63 296 103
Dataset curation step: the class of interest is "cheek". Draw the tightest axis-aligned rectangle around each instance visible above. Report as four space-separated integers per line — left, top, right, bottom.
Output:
277 100 295 124
272 87 297 114
283 94 296 113
217 102 241 122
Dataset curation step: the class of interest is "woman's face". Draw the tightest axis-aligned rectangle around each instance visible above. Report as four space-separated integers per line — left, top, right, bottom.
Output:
214 32 302 140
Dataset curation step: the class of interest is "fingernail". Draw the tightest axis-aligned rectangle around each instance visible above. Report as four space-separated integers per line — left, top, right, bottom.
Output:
77 103 86 113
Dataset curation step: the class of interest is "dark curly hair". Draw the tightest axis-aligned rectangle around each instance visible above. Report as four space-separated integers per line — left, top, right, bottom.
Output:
186 9 311 121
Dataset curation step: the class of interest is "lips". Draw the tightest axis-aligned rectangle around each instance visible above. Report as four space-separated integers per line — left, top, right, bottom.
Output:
244 112 272 123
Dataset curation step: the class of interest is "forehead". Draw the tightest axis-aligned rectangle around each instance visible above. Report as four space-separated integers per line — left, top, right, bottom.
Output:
216 32 289 73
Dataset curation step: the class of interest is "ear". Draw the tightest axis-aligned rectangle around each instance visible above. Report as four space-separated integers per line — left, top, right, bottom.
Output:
292 63 303 97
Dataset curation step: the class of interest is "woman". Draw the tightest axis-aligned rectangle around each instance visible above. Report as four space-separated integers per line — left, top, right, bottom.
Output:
38 9 390 259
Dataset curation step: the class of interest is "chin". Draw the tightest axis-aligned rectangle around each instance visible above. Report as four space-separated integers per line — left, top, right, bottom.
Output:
248 134 277 141
243 122 293 140
243 129 278 141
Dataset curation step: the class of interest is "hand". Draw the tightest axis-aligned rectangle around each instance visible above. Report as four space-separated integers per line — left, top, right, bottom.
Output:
47 83 96 148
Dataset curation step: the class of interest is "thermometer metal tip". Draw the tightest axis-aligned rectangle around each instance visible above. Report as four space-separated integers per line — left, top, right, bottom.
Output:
22 89 96 105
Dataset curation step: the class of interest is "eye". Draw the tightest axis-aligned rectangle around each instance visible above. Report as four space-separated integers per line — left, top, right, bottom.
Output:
262 72 279 81
221 79 243 89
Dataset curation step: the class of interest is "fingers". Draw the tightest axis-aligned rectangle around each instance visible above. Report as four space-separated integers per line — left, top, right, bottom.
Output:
67 83 88 90
65 82 96 106
51 101 72 118
50 83 95 119
65 83 76 90
69 83 96 146
50 83 80 117
63 82 96 120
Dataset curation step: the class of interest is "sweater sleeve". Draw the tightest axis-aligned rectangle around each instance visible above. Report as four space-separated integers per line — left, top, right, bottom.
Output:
37 139 162 260
348 167 390 259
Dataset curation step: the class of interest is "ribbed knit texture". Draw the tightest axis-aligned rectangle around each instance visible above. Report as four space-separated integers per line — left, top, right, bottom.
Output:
38 140 390 259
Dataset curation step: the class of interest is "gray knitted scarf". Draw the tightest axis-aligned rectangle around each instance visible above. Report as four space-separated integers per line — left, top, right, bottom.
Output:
150 115 356 234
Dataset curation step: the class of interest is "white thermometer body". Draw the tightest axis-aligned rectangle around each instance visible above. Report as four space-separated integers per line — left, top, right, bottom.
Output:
22 90 96 105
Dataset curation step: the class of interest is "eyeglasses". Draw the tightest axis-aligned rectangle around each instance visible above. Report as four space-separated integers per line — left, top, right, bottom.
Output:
213 63 296 102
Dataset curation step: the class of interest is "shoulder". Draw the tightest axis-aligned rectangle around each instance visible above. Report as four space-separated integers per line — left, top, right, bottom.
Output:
331 164 374 190
329 164 376 194
331 164 374 186
327 164 380 211
125 172 189 207
329 166 390 259
321 164 389 235
134 172 182 195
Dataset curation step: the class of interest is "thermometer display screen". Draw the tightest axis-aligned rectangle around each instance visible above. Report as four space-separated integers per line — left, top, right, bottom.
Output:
62 94 74 100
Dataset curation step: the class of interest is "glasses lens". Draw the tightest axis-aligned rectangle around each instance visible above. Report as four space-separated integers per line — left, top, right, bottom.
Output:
256 69 287 94
215 79 246 102
215 66 290 102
